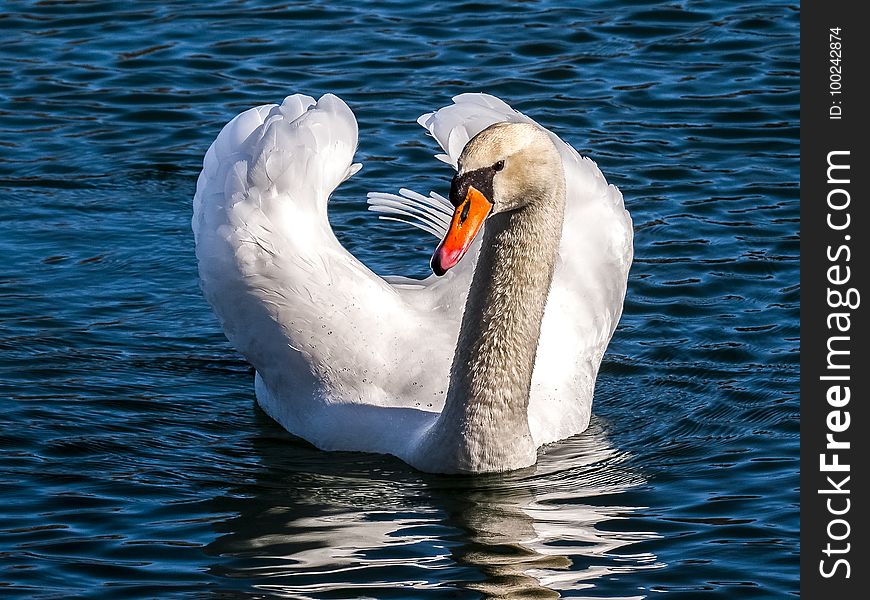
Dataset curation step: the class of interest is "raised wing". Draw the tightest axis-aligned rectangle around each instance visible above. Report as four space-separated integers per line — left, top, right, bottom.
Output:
193 95 456 421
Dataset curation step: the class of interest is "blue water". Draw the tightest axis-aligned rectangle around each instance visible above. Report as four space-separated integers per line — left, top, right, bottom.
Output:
0 1 798 597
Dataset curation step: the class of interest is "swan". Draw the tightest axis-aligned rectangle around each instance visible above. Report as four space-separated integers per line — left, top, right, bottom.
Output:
192 93 632 473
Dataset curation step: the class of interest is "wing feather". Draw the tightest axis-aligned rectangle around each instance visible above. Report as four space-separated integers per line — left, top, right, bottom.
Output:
194 94 438 422
366 188 453 239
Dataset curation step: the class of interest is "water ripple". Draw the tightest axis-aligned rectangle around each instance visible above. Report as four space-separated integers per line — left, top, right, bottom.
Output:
0 0 797 597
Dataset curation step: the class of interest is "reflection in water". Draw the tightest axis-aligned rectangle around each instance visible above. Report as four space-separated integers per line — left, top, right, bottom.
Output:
205 415 661 598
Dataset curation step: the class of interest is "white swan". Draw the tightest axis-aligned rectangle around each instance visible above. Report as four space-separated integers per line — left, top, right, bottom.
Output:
193 93 632 473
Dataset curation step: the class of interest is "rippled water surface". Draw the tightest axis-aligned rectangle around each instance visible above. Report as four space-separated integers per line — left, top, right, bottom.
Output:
0 1 799 597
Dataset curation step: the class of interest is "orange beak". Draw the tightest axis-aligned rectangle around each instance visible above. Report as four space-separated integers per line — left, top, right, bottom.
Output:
431 185 492 276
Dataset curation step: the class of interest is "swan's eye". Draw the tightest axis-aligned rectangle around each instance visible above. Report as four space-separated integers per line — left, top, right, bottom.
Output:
493 160 505 172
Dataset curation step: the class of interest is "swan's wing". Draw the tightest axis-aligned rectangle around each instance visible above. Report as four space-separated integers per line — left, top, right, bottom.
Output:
193 95 457 430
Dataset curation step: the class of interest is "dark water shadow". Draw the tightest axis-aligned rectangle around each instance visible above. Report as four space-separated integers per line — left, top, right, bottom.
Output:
202 411 661 598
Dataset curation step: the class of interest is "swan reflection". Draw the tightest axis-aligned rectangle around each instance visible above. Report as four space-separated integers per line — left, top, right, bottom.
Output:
205 415 661 598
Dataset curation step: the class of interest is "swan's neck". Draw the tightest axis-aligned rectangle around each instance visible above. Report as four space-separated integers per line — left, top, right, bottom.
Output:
418 185 566 473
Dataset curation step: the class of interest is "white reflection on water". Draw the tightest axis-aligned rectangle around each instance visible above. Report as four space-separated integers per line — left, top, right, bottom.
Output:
206 416 662 598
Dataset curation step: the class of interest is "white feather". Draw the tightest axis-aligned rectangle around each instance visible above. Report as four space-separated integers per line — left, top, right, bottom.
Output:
366 188 453 238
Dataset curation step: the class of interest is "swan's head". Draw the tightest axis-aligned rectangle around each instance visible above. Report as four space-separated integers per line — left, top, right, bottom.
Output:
431 121 563 276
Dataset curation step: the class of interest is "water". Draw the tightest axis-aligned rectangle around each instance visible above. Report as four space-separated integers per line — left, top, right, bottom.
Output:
0 1 798 597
